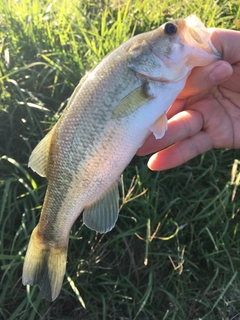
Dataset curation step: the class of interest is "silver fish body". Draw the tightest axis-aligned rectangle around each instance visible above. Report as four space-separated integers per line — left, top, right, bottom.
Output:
22 15 221 300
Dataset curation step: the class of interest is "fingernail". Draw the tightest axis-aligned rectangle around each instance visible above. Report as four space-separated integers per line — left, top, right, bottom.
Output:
209 62 232 83
147 154 159 171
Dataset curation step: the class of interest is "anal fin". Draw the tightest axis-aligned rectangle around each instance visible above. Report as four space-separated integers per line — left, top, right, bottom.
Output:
83 183 119 233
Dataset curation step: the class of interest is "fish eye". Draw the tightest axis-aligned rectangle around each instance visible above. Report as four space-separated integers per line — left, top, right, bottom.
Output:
164 23 177 35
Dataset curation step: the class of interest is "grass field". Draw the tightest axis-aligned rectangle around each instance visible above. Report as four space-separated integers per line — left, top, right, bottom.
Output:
1 0 240 319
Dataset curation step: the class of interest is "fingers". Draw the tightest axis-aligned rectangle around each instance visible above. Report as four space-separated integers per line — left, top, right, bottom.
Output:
147 131 213 171
166 99 186 119
178 28 238 99
221 64 240 92
137 110 203 156
178 60 232 99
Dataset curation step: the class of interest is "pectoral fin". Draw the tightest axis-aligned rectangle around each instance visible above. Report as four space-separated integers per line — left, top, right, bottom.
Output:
83 183 119 233
112 85 154 119
28 129 54 177
150 113 168 139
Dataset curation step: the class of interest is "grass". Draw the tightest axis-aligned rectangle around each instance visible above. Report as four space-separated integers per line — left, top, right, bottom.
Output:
1 0 240 319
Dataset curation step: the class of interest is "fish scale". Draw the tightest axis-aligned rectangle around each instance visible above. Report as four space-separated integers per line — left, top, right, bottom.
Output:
22 15 221 301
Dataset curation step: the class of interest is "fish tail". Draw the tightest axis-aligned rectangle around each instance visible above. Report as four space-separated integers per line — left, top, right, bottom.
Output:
22 226 68 301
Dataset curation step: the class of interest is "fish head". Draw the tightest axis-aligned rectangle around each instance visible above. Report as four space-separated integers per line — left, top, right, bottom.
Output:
128 15 221 82
173 14 221 66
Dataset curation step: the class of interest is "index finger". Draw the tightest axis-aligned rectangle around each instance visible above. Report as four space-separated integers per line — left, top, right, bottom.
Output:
177 28 237 99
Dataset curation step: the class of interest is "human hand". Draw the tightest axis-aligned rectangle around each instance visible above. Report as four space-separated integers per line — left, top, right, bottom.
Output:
137 28 240 171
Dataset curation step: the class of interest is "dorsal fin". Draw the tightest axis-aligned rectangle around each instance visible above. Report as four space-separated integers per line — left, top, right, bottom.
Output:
28 70 92 178
28 129 54 177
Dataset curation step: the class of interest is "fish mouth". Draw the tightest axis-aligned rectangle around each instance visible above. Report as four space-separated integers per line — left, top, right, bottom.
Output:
184 15 222 60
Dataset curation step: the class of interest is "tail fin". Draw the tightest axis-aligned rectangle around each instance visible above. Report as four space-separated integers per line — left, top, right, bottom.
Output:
22 227 68 301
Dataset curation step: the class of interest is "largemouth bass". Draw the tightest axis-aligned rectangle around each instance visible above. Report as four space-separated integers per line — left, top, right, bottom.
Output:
22 15 221 300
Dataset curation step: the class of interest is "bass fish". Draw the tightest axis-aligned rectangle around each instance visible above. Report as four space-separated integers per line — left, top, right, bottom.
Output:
22 15 221 300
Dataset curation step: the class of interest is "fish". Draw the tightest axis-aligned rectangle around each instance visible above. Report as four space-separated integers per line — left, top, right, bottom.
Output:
22 14 221 301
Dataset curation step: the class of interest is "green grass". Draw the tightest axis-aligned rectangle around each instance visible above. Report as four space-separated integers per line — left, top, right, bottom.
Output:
1 0 240 319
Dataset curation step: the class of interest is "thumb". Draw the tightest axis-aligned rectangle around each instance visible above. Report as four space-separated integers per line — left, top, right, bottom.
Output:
178 60 233 99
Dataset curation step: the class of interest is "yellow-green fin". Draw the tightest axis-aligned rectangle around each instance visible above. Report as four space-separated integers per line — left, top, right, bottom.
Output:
28 70 92 178
83 183 119 233
111 86 153 119
28 129 54 177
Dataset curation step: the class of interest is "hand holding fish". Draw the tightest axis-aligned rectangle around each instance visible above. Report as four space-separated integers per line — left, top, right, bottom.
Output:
137 29 240 170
